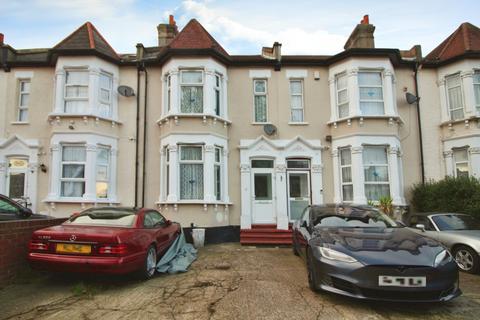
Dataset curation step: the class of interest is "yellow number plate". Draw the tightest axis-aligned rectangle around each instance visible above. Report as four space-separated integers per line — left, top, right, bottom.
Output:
56 243 91 254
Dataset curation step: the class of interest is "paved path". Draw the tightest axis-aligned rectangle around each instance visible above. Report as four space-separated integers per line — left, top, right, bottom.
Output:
1 243 480 319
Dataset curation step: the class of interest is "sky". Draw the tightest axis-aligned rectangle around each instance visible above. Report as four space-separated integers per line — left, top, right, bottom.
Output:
1 0 479 56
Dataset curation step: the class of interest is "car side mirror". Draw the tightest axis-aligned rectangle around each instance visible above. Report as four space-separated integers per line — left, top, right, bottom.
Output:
396 220 406 227
415 224 426 232
165 220 172 226
301 220 308 229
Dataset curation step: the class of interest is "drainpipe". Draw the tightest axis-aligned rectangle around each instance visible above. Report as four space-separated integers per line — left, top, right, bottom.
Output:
134 44 144 208
141 66 148 208
413 61 425 184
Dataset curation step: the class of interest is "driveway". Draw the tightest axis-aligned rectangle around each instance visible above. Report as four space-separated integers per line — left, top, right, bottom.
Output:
1 243 480 320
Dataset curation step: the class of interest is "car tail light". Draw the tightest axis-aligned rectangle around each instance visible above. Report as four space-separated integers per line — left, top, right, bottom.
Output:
29 241 49 251
98 244 129 255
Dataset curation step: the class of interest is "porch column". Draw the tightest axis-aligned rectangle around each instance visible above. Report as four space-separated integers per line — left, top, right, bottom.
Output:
0 162 6 195
443 150 454 177
331 149 342 203
311 164 324 205
27 163 38 212
351 146 367 204
240 164 252 229
275 163 288 230
166 145 178 202
388 146 404 205
204 145 215 202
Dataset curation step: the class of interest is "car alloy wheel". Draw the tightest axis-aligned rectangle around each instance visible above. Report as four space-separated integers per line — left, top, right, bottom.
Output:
146 246 157 278
454 245 479 274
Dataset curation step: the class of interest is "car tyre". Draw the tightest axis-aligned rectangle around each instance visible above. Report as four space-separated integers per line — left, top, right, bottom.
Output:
292 240 299 256
136 245 157 280
453 245 480 274
307 248 319 292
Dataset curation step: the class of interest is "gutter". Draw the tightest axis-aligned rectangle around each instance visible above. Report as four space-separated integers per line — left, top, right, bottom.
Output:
141 66 148 207
413 61 425 184
134 66 140 208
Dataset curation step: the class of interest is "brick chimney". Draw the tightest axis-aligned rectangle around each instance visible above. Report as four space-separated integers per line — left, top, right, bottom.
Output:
344 15 375 50
0 33 4 46
157 15 178 47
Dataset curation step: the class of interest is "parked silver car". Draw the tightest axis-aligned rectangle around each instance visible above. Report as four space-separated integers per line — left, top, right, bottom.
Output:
407 213 480 274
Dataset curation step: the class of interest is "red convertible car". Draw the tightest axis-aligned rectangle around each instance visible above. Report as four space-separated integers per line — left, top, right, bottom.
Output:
28 207 181 279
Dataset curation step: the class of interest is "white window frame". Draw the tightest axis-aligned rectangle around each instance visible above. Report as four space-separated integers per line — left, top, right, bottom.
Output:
166 74 172 112
214 146 222 201
339 148 353 202
445 73 465 121
289 79 304 122
98 72 113 118
17 79 30 122
64 69 89 113
335 73 349 119
95 146 110 199
473 70 480 115
358 70 385 116
178 145 204 200
60 144 86 198
180 70 204 114
363 146 390 201
453 148 470 178
253 79 268 123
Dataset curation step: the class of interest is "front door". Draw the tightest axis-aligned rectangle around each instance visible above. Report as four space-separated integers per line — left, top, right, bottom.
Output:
6 158 28 204
288 171 310 221
251 160 275 224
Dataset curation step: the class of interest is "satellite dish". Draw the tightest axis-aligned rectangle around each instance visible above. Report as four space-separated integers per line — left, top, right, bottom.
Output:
263 124 277 136
406 92 419 104
118 85 135 97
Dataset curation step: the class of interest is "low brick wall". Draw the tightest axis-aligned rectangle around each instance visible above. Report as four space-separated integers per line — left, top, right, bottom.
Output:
0 218 67 287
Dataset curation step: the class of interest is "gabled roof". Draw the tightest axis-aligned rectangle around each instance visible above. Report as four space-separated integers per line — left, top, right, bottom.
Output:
53 22 119 61
168 19 229 57
426 22 480 63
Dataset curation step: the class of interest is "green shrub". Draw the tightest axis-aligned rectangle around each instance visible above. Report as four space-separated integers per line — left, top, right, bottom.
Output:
411 176 480 218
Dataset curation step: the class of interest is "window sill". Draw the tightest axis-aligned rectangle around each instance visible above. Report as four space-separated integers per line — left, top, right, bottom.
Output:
43 198 120 204
10 121 29 125
251 122 272 125
440 116 479 127
48 113 122 125
288 122 309 126
157 114 231 125
328 115 403 126
156 200 232 206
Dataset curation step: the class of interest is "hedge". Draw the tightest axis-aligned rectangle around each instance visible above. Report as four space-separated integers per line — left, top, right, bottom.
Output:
411 176 480 218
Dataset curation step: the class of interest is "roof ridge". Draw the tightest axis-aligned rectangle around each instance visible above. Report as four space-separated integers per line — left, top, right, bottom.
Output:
86 22 95 49
88 22 120 59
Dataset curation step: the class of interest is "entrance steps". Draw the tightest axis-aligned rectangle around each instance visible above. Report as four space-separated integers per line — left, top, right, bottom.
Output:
240 224 293 245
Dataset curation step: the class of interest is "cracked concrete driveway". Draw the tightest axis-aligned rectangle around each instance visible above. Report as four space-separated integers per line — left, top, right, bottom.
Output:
1 243 480 320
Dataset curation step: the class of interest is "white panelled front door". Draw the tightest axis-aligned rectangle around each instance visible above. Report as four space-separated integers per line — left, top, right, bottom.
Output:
251 166 275 224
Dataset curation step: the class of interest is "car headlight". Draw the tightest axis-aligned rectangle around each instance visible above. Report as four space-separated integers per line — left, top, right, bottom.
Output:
318 247 357 263
434 249 453 267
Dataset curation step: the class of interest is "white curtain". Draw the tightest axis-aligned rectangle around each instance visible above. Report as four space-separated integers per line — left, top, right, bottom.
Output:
359 72 384 115
61 146 86 197
363 146 390 200
181 86 203 113
255 96 267 122
180 164 204 200
446 74 464 120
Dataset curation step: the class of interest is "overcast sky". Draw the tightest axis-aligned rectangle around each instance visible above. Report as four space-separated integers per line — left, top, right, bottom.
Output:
1 0 479 56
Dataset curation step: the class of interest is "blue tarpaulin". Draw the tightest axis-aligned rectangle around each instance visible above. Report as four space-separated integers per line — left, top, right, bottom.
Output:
156 230 198 274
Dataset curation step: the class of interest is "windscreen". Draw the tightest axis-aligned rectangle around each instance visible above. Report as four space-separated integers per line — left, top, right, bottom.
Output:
313 207 397 228
67 209 136 227
432 214 480 231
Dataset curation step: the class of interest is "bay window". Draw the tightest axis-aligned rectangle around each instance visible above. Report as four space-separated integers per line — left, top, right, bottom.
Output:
96 146 110 198
289 80 304 122
254 79 267 122
474 71 480 115
363 146 390 201
446 73 464 120
98 72 113 118
17 80 30 122
358 71 384 115
180 70 203 113
453 148 469 178
336 73 349 118
60 145 86 198
339 148 353 202
64 69 89 113
179 146 204 200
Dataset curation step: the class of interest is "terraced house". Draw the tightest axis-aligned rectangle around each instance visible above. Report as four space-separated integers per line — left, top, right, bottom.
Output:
0 16 479 243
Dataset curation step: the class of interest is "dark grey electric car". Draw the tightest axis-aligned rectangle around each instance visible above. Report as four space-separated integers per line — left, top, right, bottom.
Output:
292 204 461 302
